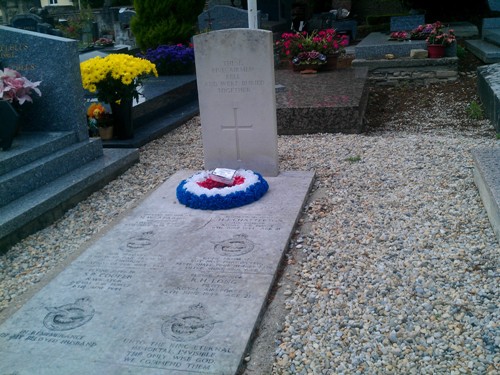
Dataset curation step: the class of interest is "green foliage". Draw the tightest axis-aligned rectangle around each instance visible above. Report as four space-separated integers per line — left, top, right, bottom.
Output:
86 0 104 7
131 0 205 50
466 100 484 120
346 155 362 163
496 133 500 140
456 45 466 59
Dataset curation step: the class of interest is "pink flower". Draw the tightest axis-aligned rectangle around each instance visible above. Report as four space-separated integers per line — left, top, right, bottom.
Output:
0 68 41 105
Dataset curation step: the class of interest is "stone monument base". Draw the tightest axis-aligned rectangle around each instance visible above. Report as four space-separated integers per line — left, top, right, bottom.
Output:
275 67 369 134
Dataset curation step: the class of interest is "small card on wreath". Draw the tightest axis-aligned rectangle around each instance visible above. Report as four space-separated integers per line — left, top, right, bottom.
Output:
209 168 237 185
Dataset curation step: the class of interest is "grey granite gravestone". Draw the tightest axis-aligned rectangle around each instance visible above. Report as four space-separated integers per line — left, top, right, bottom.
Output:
0 25 139 251
354 32 427 59
198 5 260 31
390 15 425 32
0 169 314 374
193 29 279 176
489 0 500 11
11 13 42 32
0 26 87 140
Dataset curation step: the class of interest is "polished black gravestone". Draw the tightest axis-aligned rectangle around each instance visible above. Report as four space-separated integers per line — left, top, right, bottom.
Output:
0 170 314 374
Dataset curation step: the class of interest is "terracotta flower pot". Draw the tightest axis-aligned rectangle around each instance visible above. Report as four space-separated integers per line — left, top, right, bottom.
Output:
98 125 114 140
427 44 445 58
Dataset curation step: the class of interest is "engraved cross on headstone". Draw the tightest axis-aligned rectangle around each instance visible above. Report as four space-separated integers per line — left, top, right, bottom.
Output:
221 107 253 162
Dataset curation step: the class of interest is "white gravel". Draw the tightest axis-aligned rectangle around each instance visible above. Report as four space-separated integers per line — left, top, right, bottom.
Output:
1 96 499 374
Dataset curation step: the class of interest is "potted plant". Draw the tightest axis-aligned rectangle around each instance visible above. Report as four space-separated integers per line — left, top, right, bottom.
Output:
0 67 41 150
426 24 456 58
80 54 158 139
87 102 113 140
409 21 456 58
275 29 349 70
138 44 195 76
410 23 436 40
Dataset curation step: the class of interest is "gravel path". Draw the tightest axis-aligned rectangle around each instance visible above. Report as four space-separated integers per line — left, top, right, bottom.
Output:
1 82 499 374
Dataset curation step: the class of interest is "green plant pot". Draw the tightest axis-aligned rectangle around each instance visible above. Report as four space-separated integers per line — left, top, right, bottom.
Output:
110 98 134 140
0 101 20 151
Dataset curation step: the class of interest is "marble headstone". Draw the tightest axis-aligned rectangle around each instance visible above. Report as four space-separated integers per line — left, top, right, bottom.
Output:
193 29 279 177
0 26 88 140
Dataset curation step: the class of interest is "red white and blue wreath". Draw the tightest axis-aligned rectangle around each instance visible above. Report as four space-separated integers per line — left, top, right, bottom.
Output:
176 169 269 210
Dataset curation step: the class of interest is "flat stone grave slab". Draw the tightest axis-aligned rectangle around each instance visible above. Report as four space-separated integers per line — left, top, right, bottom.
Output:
0 170 314 375
275 67 369 134
355 32 427 59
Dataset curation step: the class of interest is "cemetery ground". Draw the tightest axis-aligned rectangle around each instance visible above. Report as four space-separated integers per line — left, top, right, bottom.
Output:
1 49 499 374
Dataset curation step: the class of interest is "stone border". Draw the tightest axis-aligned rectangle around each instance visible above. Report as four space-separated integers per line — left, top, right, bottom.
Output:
352 57 459 85
472 148 500 245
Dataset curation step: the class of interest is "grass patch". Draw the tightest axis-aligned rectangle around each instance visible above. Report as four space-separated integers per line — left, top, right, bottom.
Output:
346 155 362 163
466 100 484 120
456 45 466 59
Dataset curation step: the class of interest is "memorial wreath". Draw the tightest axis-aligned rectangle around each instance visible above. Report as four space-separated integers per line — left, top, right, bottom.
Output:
176 169 269 210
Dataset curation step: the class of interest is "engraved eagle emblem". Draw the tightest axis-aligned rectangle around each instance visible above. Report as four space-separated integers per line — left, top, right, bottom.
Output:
43 297 95 331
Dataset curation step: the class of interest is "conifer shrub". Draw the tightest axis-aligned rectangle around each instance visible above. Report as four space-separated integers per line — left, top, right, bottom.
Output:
131 0 205 50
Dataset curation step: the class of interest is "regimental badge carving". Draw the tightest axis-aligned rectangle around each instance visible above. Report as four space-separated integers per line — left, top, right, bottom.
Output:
120 230 158 251
43 297 95 331
213 233 255 256
162 303 221 342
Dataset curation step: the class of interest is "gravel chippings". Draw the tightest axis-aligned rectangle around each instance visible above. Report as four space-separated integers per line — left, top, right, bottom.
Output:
1 76 500 374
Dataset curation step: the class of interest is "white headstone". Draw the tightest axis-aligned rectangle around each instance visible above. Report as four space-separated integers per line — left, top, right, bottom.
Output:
193 29 279 177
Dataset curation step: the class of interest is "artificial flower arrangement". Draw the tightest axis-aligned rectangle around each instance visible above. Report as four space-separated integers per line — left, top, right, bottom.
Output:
275 28 349 59
176 169 269 210
291 51 327 66
138 44 195 76
389 30 410 41
80 54 158 104
94 37 114 47
0 67 41 105
87 102 113 136
409 21 455 46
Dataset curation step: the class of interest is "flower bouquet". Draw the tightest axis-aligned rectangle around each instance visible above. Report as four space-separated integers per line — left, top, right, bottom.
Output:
0 68 42 150
276 29 349 59
426 27 456 47
292 51 327 66
410 21 455 46
389 31 410 41
138 44 195 76
1 67 42 105
80 53 158 104
410 22 436 40
93 37 114 48
87 102 113 138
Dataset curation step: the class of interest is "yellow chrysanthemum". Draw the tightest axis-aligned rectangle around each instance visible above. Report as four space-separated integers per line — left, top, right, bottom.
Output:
80 53 158 103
